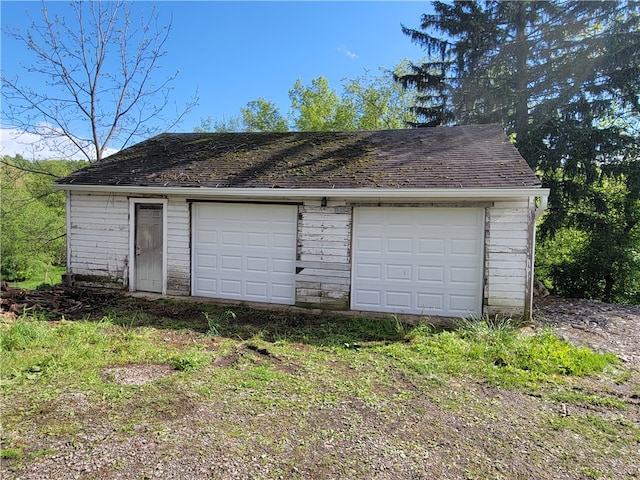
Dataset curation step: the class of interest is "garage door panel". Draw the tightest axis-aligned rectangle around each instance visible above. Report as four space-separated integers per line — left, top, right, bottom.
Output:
271 283 295 301
220 231 242 246
197 230 218 245
247 233 269 247
354 289 381 306
386 264 412 281
449 294 478 313
387 238 413 254
246 257 268 273
246 282 267 297
221 255 242 271
273 258 295 274
193 204 297 304
356 237 382 253
386 291 412 309
418 266 444 282
450 266 479 283
195 278 217 295
451 239 481 255
417 293 444 312
196 254 217 268
356 263 381 279
273 232 295 247
352 207 483 317
220 279 242 296
419 239 445 254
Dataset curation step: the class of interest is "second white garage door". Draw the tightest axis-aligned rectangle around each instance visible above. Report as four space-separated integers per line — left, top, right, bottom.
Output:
192 203 297 304
352 207 484 317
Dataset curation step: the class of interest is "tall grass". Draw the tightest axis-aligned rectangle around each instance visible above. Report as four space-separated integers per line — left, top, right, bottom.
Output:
0 312 196 391
380 317 619 388
0 309 621 397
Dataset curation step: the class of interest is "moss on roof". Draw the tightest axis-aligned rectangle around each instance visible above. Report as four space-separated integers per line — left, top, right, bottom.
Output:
55 126 542 189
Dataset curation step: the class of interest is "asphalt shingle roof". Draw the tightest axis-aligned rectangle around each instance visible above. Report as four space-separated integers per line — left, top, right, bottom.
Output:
55 125 542 189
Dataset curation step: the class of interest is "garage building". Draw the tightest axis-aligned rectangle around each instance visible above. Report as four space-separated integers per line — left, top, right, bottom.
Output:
54 125 548 320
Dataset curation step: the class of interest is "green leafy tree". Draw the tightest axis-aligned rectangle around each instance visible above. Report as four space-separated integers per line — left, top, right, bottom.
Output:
241 99 289 132
1 156 85 281
197 67 416 133
343 65 418 130
288 77 356 131
398 0 640 302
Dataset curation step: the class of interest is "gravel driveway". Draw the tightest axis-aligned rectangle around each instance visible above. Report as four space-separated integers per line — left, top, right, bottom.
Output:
534 296 640 369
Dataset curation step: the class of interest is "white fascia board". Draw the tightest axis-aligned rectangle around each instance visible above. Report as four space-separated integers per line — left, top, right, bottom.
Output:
53 183 550 200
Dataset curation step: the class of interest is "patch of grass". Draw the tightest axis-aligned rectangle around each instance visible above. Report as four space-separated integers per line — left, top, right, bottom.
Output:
548 413 640 443
1 303 636 480
0 447 23 460
10 265 66 290
0 313 191 393
204 309 237 337
378 319 620 390
0 311 51 351
169 350 210 372
549 389 627 409
198 305 407 346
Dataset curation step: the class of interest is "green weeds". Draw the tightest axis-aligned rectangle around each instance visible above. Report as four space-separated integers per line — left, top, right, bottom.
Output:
378 317 619 391
204 309 237 337
0 306 636 479
169 351 210 371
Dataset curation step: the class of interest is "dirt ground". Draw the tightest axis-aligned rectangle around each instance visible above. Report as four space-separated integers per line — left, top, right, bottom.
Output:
3 285 640 370
533 295 640 370
2 287 640 479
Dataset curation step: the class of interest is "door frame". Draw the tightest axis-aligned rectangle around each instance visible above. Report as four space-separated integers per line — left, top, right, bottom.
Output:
128 198 168 294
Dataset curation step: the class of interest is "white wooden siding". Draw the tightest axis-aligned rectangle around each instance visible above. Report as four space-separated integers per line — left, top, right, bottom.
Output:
484 198 534 317
295 203 352 308
65 192 536 319
68 192 129 287
166 197 190 295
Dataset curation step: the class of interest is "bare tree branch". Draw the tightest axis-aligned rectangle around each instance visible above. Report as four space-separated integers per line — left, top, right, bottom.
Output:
1 0 198 162
0 158 60 179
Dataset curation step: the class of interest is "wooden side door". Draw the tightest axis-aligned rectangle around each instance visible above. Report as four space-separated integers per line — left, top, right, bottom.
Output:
135 204 163 293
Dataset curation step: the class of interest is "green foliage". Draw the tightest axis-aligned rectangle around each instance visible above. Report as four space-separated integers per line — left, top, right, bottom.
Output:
241 98 288 132
342 64 418 130
11 265 66 290
537 174 640 302
0 155 85 282
197 65 416 133
0 314 51 351
385 319 618 388
400 1 640 302
169 351 209 372
289 77 356 131
0 448 23 460
204 309 237 337
0 313 186 390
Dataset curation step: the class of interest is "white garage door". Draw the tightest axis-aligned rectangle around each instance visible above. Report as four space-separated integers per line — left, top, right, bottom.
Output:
192 203 297 304
352 207 484 317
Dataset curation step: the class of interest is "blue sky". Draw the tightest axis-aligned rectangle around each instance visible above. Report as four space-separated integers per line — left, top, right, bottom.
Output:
1 1 431 157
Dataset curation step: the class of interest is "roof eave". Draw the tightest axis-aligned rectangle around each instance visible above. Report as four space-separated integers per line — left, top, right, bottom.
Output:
52 183 549 200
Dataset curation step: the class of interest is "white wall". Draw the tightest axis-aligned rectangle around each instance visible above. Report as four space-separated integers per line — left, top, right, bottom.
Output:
484 198 534 318
66 192 537 319
166 197 190 295
67 192 129 287
295 201 352 309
